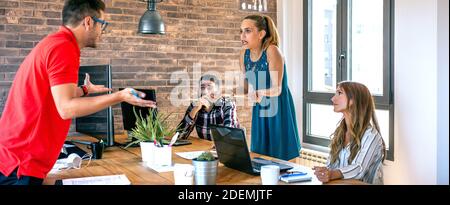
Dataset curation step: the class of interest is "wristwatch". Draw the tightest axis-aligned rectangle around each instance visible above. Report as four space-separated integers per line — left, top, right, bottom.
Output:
80 85 89 97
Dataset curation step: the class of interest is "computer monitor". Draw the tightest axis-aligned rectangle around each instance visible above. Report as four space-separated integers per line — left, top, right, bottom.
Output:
75 65 115 147
120 88 156 131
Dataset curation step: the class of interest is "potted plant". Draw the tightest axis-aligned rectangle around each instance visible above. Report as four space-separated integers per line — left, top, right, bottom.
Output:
192 151 218 185
125 108 178 166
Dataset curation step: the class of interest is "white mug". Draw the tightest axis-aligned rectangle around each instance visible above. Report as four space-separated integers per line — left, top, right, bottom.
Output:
174 164 194 185
260 165 280 185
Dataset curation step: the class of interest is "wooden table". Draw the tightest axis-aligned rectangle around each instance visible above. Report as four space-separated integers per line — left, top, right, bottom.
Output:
44 135 323 185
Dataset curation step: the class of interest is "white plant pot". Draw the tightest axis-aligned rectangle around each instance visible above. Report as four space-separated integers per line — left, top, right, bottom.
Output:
139 141 172 166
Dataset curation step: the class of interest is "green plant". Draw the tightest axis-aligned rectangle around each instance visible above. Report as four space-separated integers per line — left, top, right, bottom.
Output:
195 151 216 161
125 107 178 148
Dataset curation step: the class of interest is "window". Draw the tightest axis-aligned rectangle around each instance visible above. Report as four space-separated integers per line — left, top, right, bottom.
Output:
303 0 394 160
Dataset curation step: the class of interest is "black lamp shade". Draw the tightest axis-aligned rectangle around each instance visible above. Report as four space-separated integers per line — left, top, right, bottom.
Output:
138 0 165 34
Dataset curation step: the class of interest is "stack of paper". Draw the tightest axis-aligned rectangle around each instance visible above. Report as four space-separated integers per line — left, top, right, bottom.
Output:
62 174 131 185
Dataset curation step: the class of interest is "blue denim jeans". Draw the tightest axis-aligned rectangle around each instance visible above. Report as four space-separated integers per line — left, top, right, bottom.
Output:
0 168 43 185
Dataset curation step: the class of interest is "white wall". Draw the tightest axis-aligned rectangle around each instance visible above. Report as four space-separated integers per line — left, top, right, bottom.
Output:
437 0 449 185
382 0 446 185
278 0 449 184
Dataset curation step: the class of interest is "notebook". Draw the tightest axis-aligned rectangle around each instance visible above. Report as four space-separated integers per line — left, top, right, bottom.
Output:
279 172 312 183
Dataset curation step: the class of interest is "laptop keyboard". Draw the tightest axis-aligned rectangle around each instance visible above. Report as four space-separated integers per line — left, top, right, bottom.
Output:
251 157 276 171
251 157 293 172
251 161 264 171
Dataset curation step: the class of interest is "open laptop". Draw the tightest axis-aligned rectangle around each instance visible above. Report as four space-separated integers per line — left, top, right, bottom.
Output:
210 124 293 176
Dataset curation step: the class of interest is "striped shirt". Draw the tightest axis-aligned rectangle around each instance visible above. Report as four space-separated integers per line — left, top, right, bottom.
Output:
177 96 240 141
327 127 385 184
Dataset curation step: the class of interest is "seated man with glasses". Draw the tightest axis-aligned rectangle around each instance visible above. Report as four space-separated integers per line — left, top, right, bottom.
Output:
177 74 240 141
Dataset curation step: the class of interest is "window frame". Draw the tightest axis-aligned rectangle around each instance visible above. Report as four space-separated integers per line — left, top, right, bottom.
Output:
302 0 395 161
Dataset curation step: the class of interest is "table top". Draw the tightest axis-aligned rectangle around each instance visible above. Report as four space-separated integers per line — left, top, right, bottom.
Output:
45 135 366 185
44 135 323 185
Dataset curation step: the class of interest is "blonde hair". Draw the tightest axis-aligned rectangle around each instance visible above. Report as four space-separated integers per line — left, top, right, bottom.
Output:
329 81 386 165
244 15 280 50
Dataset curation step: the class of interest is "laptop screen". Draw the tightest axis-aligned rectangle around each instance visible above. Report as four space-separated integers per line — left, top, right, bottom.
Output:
210 125 256 175
119 89 156 131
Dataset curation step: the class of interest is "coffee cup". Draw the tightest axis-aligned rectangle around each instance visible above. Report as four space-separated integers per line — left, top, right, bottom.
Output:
89 141 105 159
260 165 280 185
174 164 194 185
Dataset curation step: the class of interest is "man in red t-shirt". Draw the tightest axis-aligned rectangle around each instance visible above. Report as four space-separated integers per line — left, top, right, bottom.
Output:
0 0 156 185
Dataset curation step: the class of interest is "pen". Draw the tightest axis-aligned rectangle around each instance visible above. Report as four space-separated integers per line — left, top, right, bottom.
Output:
168 132 179 147
282 172 307 177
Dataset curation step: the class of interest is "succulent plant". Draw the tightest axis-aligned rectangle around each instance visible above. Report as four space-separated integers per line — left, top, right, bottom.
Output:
195 151 216 161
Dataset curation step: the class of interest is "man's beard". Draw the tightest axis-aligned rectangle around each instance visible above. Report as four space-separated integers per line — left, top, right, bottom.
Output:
85 32 98 48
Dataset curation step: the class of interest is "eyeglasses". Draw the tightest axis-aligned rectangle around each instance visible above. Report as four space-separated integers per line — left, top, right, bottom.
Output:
91 16 109 32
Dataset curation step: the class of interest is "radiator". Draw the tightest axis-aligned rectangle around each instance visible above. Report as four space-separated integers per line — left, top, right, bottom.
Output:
296 149 328 168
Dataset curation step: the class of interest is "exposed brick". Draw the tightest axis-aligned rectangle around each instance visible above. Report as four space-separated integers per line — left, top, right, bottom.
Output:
216 47 236 53
5 25 34 33
5 57 25 64
0 65 19 72
0 48 19 57
6 41 34 49
206 27 225 34
34 11 61 19
19 17 46 25
109 15 134 22
159 5 178 12
21 2 47 10
106 7 123 14
0 0 277 135
167 12 186 18
112 1 129 8
47 19 62 26
19 49 31 56
0 1 19 8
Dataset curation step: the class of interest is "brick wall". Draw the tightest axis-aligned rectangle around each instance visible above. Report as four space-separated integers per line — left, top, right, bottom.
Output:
0 0 277 139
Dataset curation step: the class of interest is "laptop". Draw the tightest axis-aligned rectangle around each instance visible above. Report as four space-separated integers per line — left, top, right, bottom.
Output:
210 124 293 176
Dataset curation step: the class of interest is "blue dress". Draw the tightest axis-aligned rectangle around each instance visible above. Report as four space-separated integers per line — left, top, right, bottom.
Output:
244 49 300 161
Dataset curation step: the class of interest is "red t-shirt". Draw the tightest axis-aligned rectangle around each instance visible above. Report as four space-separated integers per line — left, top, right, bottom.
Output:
0 26 80 179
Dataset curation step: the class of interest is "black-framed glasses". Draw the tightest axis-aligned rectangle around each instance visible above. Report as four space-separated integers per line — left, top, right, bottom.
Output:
91 16 109 32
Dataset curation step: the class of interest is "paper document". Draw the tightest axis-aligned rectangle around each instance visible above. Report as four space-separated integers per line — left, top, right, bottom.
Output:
176 151 205 160
62 174 131 185
146 163 174 173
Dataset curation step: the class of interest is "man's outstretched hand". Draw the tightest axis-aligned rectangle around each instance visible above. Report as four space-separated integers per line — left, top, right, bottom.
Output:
84 73 112 94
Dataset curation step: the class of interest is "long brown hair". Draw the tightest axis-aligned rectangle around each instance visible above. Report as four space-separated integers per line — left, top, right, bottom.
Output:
244 15 280 50
329 81 386 165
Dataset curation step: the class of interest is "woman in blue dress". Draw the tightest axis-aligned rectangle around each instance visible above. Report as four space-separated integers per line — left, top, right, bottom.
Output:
239 15 300 161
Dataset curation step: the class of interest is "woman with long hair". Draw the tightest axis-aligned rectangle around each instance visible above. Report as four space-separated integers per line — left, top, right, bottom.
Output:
239 15 300 161
313 81 386 184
